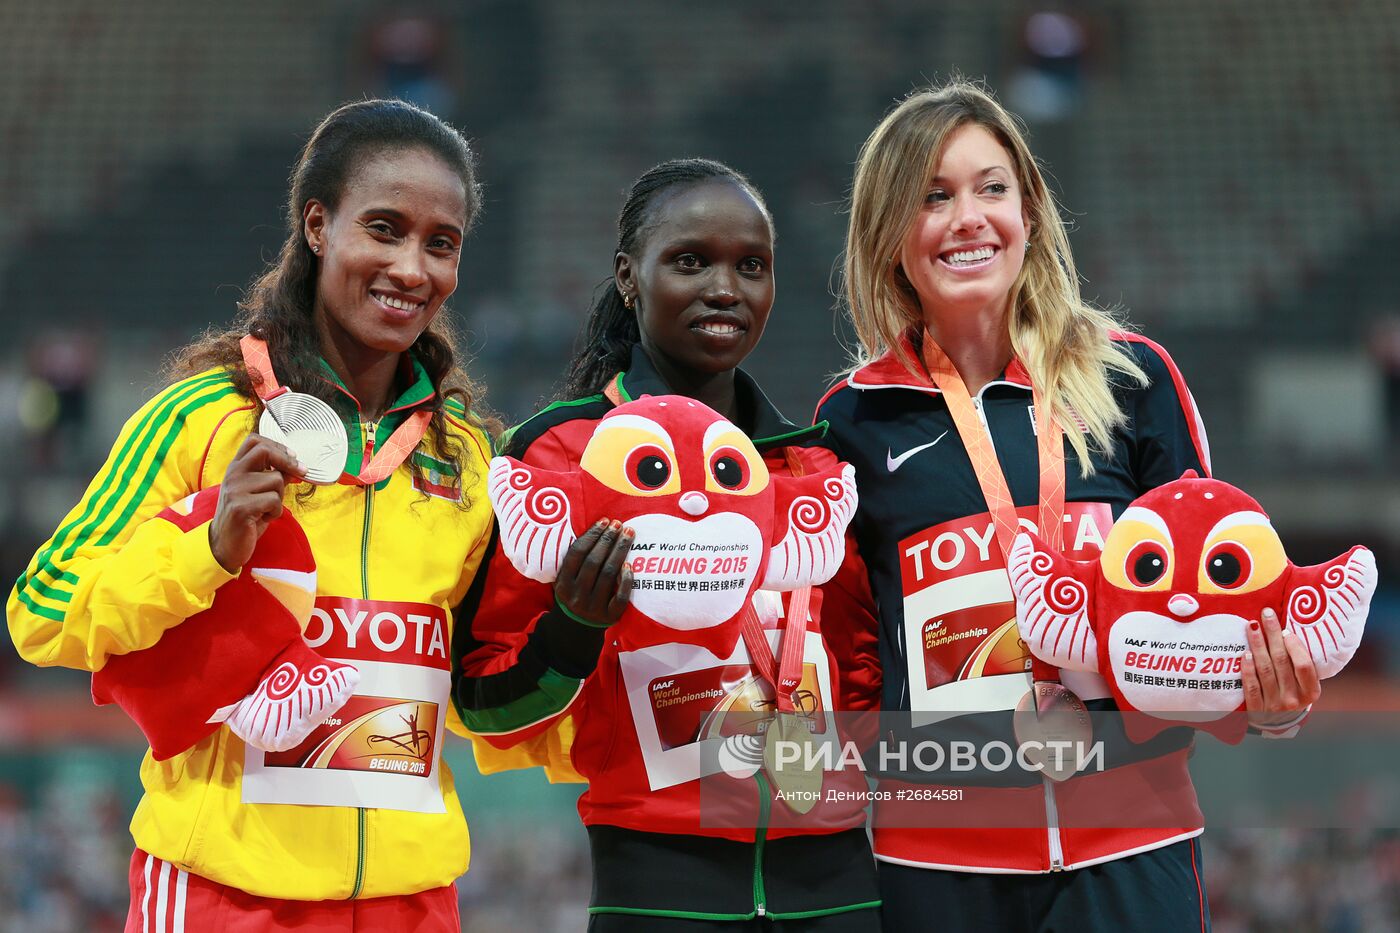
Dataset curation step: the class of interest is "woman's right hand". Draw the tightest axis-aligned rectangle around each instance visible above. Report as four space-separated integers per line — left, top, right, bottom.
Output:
553 519 636 627
209 434 305 573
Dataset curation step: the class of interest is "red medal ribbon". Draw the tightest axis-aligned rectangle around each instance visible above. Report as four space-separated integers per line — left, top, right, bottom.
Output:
738 449 812 713
239 334 430 486
918 330 1066 683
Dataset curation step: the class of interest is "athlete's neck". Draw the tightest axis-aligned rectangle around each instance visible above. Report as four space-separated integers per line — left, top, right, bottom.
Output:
921 303 1013 395
641 347 740 424
316 325 401 422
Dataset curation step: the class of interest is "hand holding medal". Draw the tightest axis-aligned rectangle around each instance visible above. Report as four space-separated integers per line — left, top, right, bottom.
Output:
213 335 429 574
208 433 308 574
242 334 347 486
257 391 346 485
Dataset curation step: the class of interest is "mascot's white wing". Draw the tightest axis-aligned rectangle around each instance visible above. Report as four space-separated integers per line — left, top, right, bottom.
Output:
1284 546 1377 679
1007 532 1097 671
762 464 858 591
487 456 578 583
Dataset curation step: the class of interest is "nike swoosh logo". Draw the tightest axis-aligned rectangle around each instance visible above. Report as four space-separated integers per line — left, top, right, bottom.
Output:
886 431 949 472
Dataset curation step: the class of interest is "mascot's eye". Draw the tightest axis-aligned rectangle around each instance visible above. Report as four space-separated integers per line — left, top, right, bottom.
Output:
626 446 672 489
710 449 747 489
1125 541 1169 587
1205 542 1251 589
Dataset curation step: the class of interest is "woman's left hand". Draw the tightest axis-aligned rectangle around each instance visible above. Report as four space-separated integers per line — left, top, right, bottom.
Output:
1241 608 1321 729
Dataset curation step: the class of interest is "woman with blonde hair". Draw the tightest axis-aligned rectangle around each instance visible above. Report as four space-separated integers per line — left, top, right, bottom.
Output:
816 80 1319 931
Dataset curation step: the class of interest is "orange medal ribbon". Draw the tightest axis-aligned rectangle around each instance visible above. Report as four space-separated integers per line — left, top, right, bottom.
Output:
918 331 1091 778
240 335 430 486
917 330 1065 676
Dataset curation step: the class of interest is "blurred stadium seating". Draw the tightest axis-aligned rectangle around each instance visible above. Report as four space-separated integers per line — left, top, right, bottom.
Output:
1 0 1397 929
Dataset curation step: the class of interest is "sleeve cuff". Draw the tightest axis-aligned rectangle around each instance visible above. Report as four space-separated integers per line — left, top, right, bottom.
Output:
173 520 240 603
530 608 606 679
1248 705 1311 739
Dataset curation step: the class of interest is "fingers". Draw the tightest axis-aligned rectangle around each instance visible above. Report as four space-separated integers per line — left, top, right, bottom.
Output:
554 520 635 626
599 524 635 589
211 435 301 572
229 433 305 481
1245 609 1317 712
210 484 285 573
557 520 610 584
606 565 635 621
1241 647 1265 712
1244 611 1282 704
572 520 623 597
1261 609 1296 692
598 527 636 623
1284 624 1322 707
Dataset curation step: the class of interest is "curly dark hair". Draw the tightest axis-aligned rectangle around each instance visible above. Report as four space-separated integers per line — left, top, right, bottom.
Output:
558 158 771 400
167 98 498 502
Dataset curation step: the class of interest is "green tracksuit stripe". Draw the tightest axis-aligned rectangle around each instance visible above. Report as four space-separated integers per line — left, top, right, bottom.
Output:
458 668 584 735
16 373 235 616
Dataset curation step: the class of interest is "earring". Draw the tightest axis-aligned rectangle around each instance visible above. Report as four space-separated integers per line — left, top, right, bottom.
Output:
1024 241 1031 253
623 294 635 310
311 243 320 255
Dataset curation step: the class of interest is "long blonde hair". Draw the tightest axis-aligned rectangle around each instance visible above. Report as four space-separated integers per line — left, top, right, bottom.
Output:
842 80 1145 474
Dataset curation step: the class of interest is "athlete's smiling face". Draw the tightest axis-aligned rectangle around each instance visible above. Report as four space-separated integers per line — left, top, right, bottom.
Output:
304 146 468 355
617 178 775 378
900 123 1030 323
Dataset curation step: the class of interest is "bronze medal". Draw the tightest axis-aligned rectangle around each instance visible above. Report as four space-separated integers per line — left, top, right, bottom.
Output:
1012 681 1093 782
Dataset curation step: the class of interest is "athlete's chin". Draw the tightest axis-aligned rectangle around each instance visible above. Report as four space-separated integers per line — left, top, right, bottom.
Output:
920 280 1015 318
687 345 752 374
355 326 426 356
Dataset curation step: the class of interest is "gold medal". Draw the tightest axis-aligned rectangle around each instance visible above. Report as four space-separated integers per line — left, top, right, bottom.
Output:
763 711 822 813
1012 681 1093 782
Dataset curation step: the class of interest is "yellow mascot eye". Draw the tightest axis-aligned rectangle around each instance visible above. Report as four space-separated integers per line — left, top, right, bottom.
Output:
1101 506 1176 592
580 415 681 496
1197 512 1285 595
702 422 767 495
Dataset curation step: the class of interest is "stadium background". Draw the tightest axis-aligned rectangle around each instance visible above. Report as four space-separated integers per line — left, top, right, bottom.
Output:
1 1 1398 929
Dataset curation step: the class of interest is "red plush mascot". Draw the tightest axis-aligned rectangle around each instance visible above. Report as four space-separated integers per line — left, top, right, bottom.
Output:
91 487 359 759
487 395 858 644
1008 471 1376 742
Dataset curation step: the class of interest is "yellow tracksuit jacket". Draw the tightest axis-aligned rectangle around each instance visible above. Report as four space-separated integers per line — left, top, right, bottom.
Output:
7 364 509 900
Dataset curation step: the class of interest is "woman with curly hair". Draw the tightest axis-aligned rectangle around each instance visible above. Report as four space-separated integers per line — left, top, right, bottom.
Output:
9 98 501 931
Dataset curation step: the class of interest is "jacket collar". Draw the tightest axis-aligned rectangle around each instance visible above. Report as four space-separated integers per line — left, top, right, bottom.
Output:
613 345 827 451
317 352 436 424
847 327 1034 394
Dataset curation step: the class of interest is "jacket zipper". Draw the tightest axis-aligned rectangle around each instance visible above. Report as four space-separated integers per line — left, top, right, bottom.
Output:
349 422 377 899
971 394 989 428
1043 776 1064 870
753 772 772 917
975 393 1066 870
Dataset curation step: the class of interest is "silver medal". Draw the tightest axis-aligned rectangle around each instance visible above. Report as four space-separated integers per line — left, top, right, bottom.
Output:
258 392 346 485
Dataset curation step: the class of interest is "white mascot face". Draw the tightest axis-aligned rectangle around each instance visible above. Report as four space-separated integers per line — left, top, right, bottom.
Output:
579 403 773 631
621 511 765 630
